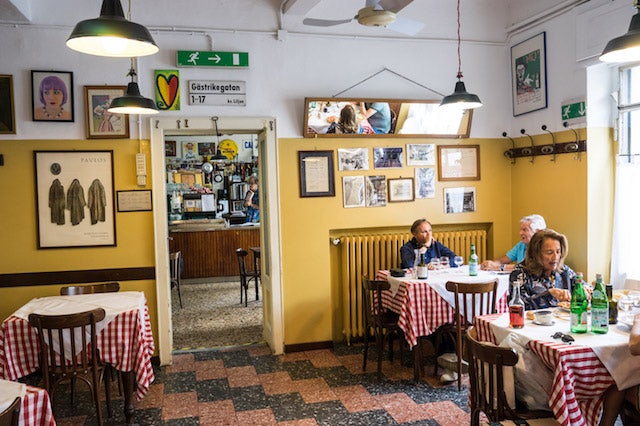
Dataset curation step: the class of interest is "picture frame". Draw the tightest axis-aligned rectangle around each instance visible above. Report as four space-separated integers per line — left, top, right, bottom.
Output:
34 150 116 249
415 168 436 199
116 190 153 212
444 186 476 214
298 150 335 197
373 147 404 169
31 70 74 122
342 176 365 208
165 140 177 157
511 32 547 116
365 175 387 207
406 143 435 166
0 74 16 134
84 85 129 139
388 177 414 202
437 145 480 181
338 147 369 171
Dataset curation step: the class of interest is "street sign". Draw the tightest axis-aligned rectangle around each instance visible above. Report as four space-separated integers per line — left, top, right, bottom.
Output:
188 80 246 106
177 50 249 68
561 100 586 121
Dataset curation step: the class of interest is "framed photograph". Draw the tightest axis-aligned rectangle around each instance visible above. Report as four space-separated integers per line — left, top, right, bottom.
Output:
437 145 480 181
31 70 74 122
388 177 414 202
34 150 116 249
373 147 404 169
365 175 387 207
117 190 153 212
84 86 129 139
165 140 177 157
511 32 547 116
198 142 216 156
338 147 369 171
407 143 435 166
415 168 435 199
182 141 198 162
342 176 365 208
444 186 476 214
0 75 16 134
298 150 335 197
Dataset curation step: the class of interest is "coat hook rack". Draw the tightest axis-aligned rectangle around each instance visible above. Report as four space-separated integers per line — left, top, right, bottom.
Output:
520 129 535 163
563 121 582 161
541 125 556 162
502 132 516 165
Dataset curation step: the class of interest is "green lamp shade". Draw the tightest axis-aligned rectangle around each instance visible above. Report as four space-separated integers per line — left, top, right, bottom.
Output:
600 11 640 63
66 0 158 57
108 82 159 115
440 81 482 110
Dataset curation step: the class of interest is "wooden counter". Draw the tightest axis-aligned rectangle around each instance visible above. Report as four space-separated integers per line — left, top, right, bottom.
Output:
169 225 260 278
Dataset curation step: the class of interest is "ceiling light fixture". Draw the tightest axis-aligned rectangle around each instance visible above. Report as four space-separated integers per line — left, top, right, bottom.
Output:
108 59 158 115
440 0 482 110
66 0 158 57
211 117 228 162
600 2 640 63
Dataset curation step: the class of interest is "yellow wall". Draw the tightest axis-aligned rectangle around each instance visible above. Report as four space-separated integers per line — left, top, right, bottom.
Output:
0 139 159 340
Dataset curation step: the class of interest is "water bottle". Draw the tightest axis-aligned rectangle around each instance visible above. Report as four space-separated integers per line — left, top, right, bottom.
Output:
591 273 609 334
468 243 478 276
570 273 588 334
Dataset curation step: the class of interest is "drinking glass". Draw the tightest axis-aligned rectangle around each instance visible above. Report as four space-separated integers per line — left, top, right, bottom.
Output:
430 258 440 270
619 296 634 321
440 256 450 269
454 256 464 268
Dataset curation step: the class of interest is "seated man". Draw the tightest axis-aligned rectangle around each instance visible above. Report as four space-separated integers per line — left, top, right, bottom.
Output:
400 218 457 269
481 214 546 272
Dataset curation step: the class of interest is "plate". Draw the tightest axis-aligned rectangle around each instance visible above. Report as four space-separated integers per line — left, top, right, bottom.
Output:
495 271 510 275
532 320 556 326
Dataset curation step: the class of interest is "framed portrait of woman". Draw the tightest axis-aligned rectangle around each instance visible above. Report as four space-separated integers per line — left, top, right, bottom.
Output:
84 85 129 139
31 70 74 122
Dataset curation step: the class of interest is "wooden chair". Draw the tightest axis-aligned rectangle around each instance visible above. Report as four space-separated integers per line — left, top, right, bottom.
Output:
0 397 20 426
28 308 108 426
362 276 404 381
170 251 183 308
464 327 559 426
441 279 498 390
236 248 260 307
60 282 120 295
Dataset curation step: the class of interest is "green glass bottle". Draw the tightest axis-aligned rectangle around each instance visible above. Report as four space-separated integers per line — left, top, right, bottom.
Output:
606 284 618 324
570 273 588 334
590 273 609 334
468 243 478 276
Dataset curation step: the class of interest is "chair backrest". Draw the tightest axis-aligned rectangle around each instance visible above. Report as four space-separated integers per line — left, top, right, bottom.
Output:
0 396 20 426
445 279 498 328
28 308 106 392
362 276 391 329
60 282 120 296
624 278 640 291
464 326 519 424
236 248 249 276
170 251 182 282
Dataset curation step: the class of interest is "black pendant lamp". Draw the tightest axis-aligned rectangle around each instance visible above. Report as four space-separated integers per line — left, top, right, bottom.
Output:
440 0 482 110
600 3 640 63
210 117 228 162
66 0 158 57
108 62 158 115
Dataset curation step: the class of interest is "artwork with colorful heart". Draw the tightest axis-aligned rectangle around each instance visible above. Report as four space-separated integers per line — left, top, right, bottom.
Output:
155 70 180 111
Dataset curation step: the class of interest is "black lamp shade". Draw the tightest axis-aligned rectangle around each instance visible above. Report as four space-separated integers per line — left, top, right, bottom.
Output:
440 81 482 109
66 0 158 57
600 10 640 63
108 82 159 115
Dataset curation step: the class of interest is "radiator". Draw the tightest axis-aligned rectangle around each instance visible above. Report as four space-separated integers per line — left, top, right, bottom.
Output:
339 229 487 342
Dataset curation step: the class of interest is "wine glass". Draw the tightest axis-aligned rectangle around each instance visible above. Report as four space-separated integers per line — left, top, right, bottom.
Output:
454 256 464 269
430 258 440 271
440 256 450 270
619 296 634 322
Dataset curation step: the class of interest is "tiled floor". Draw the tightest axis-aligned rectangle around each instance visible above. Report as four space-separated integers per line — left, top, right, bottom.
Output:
44 342 473 425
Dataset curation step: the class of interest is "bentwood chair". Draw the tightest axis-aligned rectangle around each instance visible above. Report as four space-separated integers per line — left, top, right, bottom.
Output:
0 397 20 426
28 308 109 426
170 251 183 308
236 248 260 307
465 327 558 426
60 282 120 295
362 276 404 381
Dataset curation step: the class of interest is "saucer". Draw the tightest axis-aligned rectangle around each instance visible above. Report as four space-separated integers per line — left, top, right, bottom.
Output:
532 320 556 326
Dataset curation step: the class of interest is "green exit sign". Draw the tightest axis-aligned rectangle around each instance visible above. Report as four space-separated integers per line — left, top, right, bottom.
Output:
177 50 249 68
561 101 586 121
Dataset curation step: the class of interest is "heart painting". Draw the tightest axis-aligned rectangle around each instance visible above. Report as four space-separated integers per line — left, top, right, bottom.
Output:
154 70 180 110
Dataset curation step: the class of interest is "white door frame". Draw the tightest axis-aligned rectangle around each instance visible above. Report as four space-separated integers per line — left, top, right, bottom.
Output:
150 116 283 365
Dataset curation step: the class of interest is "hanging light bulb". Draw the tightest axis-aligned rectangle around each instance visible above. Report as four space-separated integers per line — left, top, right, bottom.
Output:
440 0 482 110
108 59 158 115
67 0 158 57
600 3 640 63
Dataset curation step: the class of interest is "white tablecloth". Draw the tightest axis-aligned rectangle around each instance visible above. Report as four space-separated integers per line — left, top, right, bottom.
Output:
0 378 25 413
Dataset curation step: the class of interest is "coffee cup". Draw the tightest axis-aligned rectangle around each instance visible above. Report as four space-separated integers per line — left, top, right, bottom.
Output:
534 310 553 325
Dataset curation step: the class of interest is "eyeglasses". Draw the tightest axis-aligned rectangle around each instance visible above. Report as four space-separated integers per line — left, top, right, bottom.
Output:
551 332 575 344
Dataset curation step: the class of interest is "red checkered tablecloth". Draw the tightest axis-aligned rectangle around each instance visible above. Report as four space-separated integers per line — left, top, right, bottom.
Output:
0 292 155 401
474 313 615 426
21 385 56 426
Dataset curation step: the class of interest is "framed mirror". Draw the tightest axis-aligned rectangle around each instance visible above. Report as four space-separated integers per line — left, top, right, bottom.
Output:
303 98 472 138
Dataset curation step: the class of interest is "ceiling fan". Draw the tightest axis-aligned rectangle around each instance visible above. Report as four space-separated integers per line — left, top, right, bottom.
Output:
302 0 424 36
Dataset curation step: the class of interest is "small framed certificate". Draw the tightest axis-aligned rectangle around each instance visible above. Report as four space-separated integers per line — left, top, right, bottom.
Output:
117 190 153 212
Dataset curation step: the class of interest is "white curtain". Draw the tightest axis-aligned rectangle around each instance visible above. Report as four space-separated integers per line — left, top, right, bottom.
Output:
610 158 640 288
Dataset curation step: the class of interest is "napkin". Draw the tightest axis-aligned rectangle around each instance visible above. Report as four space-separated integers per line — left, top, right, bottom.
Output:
0 379 26 414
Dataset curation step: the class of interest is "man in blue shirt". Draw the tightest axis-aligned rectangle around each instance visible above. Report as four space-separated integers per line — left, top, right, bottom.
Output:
481 214 546 272
400 219 457 269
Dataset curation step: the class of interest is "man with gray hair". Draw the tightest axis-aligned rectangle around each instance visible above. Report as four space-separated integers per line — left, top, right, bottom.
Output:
481 214 546 272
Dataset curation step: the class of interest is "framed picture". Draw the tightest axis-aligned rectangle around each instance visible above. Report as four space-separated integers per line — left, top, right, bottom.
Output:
84 86 129 139
407 143 435 166
31 70 74 122
198 142 216 156
342 176 365 208
437 145 480 181
511 32 547 116
374 147 404 169
444 187 476 214
415 168 436 199
0 75 16 134
338 147 369 171
388 177 414 202
298 150 335 197
34 150 116 249
117 190 152 212
365 175 387 207
165 140 177 157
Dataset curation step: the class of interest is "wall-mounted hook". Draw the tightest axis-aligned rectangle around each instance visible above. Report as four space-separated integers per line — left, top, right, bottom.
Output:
541 125 556 162
155 120 159 129
184 119 189 128
502 132 516 165
176 120 181 129
520 129 535 163
563 121 581 161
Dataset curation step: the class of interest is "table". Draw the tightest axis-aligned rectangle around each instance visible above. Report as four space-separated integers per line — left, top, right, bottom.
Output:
0 291 155 424
474 311 640 426
0 379 55 426
250 246 261 274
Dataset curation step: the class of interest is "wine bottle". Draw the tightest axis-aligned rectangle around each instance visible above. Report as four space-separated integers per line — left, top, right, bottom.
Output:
606 284 618 324
570 273 588 334
417 253 428 280
509 282 525 329
591 273 609 334
468 243 478 276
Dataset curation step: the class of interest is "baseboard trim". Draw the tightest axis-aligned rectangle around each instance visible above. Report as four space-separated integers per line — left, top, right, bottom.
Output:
284 340 333 353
